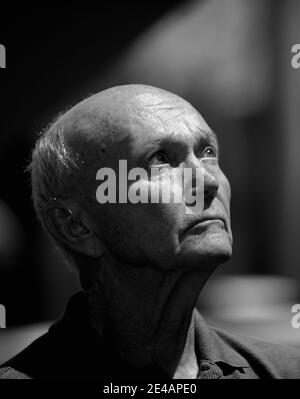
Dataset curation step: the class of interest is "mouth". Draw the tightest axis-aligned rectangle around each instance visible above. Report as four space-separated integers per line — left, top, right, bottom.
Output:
181 216 228 238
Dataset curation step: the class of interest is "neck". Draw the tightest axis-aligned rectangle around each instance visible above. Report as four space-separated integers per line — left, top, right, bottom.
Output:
87 258 214 377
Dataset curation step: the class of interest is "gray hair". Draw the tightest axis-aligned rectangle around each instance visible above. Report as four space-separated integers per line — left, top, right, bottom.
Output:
27 120 84 268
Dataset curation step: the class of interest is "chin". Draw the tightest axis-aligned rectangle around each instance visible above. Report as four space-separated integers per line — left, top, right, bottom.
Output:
187 250 231 270
178 233 233 269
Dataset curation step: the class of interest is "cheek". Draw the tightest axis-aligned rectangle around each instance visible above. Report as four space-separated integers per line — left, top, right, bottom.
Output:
103 201 183 253
126 176 186 231
93 178 187 267
128 172 184 204
130 202 184 239
219 172 231 212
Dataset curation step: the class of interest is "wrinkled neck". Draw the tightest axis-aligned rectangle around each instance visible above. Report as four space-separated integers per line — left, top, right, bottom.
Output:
87 259 214 377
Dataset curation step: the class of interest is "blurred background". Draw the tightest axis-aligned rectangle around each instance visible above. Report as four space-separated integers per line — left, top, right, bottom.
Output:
0 0 300 363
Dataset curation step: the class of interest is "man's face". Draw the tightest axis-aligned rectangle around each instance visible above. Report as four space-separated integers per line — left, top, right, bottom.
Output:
89 94 232 271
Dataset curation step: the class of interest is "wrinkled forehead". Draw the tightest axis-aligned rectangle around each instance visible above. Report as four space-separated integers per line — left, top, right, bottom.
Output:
126 91 207 125
122 95 212 152
59 90 213 167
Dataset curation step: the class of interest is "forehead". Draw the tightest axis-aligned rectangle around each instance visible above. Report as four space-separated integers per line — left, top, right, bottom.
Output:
68 91 215 168
128 99 213 151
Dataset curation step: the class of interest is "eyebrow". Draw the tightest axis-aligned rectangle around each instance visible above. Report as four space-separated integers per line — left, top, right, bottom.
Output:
205 130 219 151
206 130 218 143
134 128 219 165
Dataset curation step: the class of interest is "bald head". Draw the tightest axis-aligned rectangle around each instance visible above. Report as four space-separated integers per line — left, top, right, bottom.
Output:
53 84 198 131
31 84 208 211
29 84 231 273
50 84 205 152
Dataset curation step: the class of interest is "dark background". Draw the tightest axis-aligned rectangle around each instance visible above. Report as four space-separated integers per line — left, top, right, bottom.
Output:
0 0 300 350
0 1 185 325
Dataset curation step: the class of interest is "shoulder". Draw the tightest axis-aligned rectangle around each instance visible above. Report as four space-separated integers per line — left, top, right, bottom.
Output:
0 366 31 379
0 330 56 379
0 292 93 379
213 326 300 379
0 316 108 379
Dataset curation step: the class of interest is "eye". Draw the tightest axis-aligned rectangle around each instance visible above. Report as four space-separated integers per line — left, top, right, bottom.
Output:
147 151 170 167
202 146 217 158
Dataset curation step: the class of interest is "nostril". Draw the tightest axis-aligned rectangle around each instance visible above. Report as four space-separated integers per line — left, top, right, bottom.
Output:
204 187 218 202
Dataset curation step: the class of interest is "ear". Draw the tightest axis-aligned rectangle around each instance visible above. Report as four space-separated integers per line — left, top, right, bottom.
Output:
45 206 104 259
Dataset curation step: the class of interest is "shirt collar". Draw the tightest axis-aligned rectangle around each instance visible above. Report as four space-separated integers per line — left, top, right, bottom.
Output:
193 307 249 369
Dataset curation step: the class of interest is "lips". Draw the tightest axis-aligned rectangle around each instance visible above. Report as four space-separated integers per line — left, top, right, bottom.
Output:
181 215 227 238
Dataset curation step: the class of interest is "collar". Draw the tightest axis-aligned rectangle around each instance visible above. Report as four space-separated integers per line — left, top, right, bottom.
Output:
193 307 249 370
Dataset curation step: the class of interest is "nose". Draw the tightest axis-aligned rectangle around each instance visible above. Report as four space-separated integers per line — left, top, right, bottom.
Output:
185 154 219 204
203 166 219 203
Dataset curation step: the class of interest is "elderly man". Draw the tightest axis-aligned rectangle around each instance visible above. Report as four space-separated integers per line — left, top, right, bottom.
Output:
0 84 300 380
